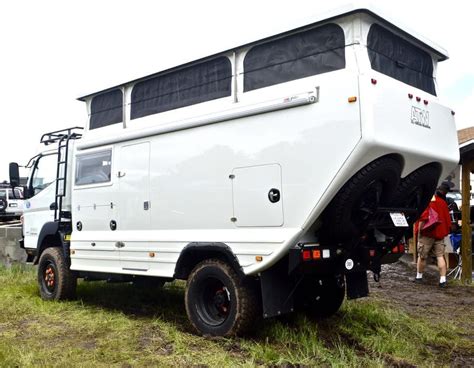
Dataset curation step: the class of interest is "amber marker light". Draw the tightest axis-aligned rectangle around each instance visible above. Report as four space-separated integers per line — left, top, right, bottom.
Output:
348 96 357 103
149 252 155 258
312 250 321 260
255 256 263 262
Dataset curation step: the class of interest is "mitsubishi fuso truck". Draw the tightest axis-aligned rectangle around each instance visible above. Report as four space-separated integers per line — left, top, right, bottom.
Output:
10 4 459 336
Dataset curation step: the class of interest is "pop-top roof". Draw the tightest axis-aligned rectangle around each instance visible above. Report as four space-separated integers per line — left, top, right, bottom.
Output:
78 2 449 102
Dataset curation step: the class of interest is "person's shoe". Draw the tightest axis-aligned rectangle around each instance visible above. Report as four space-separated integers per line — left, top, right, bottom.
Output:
413 277 423 284
439 281 447 288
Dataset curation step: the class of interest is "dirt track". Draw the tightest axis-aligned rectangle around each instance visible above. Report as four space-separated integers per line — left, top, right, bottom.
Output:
369 256 474 366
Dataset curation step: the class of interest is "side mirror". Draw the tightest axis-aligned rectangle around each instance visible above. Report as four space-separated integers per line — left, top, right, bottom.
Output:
9 162 20 188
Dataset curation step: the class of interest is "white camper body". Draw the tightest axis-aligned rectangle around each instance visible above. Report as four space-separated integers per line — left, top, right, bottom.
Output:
16 5 459 336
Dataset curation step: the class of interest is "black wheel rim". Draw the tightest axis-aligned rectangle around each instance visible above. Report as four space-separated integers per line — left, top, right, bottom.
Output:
196 277 231 327
41 261 57 295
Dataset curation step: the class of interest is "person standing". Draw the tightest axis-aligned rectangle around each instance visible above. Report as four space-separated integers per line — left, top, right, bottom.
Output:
414 183 452 287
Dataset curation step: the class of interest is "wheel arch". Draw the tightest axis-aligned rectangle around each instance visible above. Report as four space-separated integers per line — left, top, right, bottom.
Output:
34 222 67 265
174 242 244 280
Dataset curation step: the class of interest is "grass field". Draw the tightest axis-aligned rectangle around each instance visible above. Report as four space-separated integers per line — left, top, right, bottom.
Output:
0 265 472 367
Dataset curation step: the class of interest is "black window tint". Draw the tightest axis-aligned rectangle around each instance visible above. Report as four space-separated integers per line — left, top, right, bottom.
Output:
244 23 346 92
367 24 436 95
131 57 232 120
90 89 123 130
75 151 112 186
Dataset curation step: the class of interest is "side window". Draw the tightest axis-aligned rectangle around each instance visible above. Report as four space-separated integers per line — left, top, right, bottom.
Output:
31 154 58 195
130 57 232 120
8 189 23 200
243 23 346 91
90 89 123 130
367 24 436 95
75 151 112 186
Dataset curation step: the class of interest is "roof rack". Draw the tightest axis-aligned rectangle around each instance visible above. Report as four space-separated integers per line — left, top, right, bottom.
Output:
40 127 84 146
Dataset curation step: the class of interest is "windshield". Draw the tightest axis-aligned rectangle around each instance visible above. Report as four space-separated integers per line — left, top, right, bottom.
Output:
447 192 462 200
31 154 58 195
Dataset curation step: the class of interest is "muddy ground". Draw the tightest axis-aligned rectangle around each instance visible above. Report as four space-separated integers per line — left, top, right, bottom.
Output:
369 255 474 366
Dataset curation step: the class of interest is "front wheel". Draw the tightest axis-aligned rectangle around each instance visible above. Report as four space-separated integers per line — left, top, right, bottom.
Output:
185 259 260 336
38 247 77 301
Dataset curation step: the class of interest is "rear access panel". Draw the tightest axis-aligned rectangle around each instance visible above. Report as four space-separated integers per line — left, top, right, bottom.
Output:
231 164 283 227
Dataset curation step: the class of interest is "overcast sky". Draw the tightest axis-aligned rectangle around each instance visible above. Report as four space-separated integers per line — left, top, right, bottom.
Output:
0 0 473 181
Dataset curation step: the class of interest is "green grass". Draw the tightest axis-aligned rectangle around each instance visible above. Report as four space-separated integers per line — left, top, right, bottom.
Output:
0 265 471 367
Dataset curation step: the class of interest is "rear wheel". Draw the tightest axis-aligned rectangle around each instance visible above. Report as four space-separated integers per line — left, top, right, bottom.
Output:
185 259 259 336
295 276 345 319
38 247 77 301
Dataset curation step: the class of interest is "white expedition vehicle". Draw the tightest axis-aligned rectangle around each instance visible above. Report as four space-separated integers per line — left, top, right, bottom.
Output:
10 5 458 336
0 187 24 221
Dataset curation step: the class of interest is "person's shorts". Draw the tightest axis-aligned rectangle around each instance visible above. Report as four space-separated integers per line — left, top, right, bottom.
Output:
417 236 445 259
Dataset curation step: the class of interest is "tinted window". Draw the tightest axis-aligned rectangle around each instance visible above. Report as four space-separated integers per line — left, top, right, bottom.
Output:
8 189 23 200
131 57 232 120
75 151 112 186
90 89 123 130
243 23 346 92
367 24 436 95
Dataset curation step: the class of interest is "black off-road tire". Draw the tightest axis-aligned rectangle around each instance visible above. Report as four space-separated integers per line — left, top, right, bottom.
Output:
323 157 402 243
295 276 345 319
38 247 77 301
389 164 441 225
185 259 260 336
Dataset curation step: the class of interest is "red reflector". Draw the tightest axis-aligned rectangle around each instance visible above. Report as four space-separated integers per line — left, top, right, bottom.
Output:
392 246 399 254
423 100 428 105
369 249 376 257
371 78 377 85
302 250 311 261
408 93 413 99
416 97 421 102
399 244 405 253
312 250 321 259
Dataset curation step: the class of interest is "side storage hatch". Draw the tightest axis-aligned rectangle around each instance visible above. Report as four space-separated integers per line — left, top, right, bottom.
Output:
232 164 283 227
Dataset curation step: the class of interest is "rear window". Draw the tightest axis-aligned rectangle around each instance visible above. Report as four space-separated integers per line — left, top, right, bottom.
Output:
367 24 436 95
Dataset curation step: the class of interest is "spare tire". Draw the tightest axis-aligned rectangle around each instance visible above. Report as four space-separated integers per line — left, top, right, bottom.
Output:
0 198 6 212
389 164 441 226
322 156 402 244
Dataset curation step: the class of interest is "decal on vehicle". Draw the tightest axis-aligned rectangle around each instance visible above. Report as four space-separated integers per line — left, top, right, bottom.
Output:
411 106 430 129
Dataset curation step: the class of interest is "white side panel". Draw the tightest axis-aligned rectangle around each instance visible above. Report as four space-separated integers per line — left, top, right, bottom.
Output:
23 184 55 248
232 164 283 227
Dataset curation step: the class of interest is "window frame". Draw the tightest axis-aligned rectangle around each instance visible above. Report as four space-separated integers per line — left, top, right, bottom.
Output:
74 149 113 187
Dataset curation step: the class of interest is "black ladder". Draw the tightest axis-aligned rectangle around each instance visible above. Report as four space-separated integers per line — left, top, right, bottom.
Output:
40 127 83 223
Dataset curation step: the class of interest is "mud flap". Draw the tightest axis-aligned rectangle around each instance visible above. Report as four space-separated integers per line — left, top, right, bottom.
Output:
260 260 294 318
345 271 369 299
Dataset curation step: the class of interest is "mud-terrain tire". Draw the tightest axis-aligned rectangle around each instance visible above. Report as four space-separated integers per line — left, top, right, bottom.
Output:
389 164 441 225
38 247 77 301
185 259 260 336
0 198 6 211
295 276 345 319
323 157 402 243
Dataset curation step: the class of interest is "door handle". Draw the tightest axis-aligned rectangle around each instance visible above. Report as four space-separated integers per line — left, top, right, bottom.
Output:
50 202 57 210
117 171 126 178
115 241 125 248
